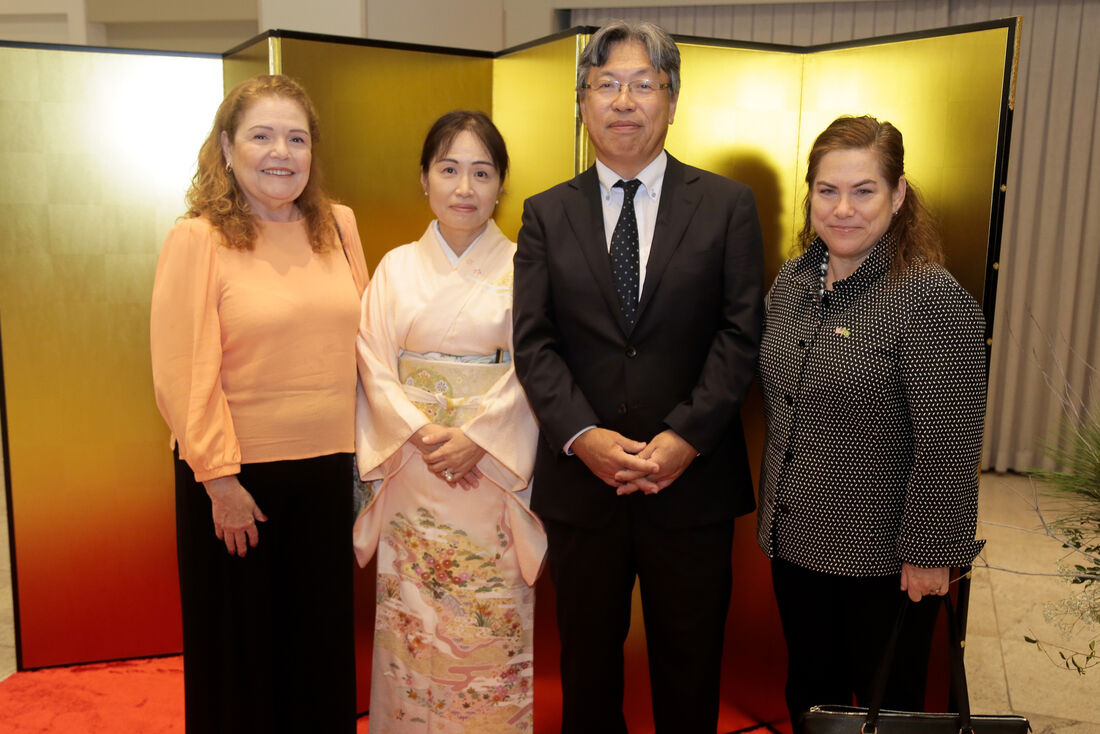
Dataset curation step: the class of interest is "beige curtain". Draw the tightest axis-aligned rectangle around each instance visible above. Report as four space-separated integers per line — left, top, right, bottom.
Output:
573 1 1100 472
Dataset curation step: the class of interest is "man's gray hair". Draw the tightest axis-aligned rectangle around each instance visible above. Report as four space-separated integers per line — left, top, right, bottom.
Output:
576 20 681 100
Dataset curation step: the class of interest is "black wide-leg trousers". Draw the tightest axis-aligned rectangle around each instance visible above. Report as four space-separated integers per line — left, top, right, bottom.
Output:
771 556 941 734
174 452 356 734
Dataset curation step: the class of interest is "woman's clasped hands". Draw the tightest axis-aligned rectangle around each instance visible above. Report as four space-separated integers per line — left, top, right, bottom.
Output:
411 425 486 489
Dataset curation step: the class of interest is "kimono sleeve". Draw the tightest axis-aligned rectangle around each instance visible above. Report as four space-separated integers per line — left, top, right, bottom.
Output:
462 305 538 493
356 252 430 477
150 219 241 482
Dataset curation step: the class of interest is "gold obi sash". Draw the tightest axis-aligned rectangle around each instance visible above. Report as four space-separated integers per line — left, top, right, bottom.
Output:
398 353 509 427
354 350 546 586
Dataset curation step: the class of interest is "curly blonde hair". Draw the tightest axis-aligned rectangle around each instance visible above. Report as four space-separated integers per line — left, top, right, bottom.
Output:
798 115 943 274
185 75 336 251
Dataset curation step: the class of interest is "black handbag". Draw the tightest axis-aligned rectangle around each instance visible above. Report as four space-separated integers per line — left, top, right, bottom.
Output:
801 592 1031 733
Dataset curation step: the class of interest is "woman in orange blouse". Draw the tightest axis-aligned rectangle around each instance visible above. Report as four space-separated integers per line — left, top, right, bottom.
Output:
150 75 368 734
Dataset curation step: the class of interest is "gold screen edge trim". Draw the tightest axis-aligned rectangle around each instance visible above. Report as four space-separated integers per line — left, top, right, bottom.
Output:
269 37 282 75
574 33 590 175
1010 17 1022 110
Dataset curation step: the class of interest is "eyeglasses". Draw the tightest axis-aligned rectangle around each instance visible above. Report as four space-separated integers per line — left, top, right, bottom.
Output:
581 79 672 98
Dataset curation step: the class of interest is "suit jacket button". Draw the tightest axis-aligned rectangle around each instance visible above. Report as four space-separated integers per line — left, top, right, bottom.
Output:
625 346 637 358
778 502 791 515
617 403 628 415
784 394 794 406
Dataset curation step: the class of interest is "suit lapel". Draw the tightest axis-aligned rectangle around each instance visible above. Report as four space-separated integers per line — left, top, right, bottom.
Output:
636 155 702 323
563 167 634 334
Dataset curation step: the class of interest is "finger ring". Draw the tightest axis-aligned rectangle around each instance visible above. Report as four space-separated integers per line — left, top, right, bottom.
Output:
443 469 454 481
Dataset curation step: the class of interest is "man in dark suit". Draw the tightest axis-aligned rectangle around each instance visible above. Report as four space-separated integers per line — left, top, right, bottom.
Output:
512 20 764 734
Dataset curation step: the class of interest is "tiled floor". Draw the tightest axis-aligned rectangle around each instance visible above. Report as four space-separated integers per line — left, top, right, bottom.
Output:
1 471 1098 731
968 472 1100 732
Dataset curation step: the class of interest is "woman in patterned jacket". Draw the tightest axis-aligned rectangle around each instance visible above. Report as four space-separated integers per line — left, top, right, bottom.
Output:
757 115 986 731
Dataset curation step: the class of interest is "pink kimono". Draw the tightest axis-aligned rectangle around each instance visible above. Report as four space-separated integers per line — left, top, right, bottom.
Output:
354 220 546 733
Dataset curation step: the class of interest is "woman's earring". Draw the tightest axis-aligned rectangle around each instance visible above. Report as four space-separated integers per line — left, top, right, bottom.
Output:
225 161 232 172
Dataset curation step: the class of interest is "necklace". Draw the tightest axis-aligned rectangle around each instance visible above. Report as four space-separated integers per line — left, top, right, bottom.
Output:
818 248 830 301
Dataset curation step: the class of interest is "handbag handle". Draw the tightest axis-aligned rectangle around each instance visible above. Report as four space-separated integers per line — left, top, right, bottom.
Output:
863 588 974 734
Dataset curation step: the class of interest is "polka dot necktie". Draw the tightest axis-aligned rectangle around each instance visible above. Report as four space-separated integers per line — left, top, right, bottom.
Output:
610 179 642 326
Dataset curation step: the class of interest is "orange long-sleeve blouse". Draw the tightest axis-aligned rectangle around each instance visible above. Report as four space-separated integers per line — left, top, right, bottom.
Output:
151 204 370 482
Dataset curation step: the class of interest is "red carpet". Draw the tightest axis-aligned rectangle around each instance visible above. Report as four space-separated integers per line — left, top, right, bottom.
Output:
0 657 186 733
0 655 784 733
0 657 370 733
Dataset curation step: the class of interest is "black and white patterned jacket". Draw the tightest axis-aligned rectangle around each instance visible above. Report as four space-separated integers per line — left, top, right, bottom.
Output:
757 235 986 576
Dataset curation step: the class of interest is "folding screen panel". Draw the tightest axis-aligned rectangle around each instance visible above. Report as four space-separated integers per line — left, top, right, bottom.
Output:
276 36 494 266
223 35 273 89
491 32 588 240
799 25 1015 308
0 42 222 668
666 44 806 305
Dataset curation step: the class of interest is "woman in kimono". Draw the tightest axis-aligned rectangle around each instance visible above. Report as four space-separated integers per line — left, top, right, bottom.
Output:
353 110 546 733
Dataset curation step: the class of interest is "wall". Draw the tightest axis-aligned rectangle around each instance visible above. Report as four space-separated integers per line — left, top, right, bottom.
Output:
0 0 251 51
0 0 104 45
101 22 257 53
87 0 257 53
2 0 896 53
85 0 256 22
260 0 364 38
365 0 505 51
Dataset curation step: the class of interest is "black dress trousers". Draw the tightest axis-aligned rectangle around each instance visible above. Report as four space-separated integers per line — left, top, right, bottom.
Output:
544 496 735 734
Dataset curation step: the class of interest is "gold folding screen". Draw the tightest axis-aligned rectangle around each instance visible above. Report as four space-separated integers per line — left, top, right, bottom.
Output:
797 27 1015 305
663 45 805 284
223 31 585 259
1 24 1016 721
491 33 587 239
0 43 222 667
276 38 495 263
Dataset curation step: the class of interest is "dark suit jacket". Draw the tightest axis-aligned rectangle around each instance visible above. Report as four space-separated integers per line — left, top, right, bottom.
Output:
513 154 764 530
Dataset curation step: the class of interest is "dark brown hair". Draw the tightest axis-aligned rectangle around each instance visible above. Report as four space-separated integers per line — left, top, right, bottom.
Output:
419 110 509 182
185 75 335 251
798 115 943 274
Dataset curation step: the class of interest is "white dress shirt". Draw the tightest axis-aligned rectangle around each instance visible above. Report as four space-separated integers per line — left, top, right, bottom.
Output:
595 151 667 293
564 152 667 455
